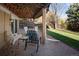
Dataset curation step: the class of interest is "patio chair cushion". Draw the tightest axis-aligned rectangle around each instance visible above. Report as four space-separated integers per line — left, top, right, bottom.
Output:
27 30 39 43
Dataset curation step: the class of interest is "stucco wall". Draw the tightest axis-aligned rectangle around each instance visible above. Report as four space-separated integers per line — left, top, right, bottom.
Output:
0 10 5 49
0 10 11 49
4 12 11 42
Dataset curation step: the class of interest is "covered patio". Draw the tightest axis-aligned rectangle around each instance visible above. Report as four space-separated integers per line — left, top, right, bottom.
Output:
1 3 49 44
0 3 79 56
0 35 79 56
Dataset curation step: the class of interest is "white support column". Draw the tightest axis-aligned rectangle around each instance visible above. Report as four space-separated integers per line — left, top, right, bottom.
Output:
13 19 15 34
17 20 19 33
42 8 47 44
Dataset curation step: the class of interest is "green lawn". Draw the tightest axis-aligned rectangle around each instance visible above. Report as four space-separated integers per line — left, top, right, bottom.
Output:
47 28 79 50
58 29 79 36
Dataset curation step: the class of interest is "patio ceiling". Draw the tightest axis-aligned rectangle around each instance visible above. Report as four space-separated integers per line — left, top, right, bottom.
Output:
1 3 50 19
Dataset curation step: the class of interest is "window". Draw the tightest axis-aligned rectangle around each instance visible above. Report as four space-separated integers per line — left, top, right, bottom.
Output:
10 19 17 34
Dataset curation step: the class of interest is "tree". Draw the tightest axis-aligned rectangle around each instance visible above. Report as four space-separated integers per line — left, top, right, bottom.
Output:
59 19 67 29
50 3 66 29
66 3 79 31
46 11 55 29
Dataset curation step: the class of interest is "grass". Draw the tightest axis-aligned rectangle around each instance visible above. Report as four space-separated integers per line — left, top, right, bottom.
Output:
58 29 79 35
47 27 79 50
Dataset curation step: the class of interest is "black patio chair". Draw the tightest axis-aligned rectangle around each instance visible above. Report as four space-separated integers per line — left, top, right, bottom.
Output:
24 30 40 53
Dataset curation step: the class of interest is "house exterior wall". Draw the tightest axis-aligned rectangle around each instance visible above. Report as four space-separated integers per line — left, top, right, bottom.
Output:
0 10 11 49
4 12 11 42
0 10 5 49
0 5 21 49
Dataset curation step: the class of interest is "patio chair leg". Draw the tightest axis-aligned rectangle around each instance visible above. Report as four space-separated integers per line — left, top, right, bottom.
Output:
24 40 27 50
36 40 39 53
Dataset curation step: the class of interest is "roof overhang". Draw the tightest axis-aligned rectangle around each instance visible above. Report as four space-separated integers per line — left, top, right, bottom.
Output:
0 3 50 19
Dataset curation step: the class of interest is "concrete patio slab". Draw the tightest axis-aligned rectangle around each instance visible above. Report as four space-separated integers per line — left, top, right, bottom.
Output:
0 36 79 56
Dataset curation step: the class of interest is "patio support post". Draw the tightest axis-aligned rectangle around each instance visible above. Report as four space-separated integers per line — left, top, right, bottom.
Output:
42 7 47 44
13 19 15 34
17 20 19 33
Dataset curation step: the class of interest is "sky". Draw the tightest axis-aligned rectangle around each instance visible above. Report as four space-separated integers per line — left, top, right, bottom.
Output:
49 3 70 20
